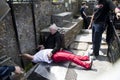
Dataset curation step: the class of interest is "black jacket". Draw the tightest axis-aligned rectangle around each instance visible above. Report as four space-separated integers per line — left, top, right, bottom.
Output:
44 31 63 54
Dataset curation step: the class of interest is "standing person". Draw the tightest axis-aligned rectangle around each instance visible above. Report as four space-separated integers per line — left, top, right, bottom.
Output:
88 0 120 59
20 49 93 70
38 24 63 58
80 2 89 29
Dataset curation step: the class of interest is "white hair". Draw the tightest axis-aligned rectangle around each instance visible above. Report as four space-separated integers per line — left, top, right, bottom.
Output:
49 23 58 30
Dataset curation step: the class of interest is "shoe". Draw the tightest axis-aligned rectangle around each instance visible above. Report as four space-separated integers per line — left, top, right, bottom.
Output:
90 56 96 60
87 50 94 56
86 58 93 70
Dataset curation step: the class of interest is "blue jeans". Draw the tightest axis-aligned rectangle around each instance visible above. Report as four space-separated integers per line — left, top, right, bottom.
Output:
92 23 106 56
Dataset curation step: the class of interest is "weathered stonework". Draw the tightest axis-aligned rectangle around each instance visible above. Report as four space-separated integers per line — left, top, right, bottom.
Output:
0 0 81 66
0 21 7 56
34 0 52 44
13 4 36 54
0 12 21 65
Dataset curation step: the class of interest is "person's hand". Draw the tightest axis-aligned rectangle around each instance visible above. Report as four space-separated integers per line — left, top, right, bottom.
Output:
88 25 92 29
14 66 24 74
116 13 120 19
37 45 45 50
85 6 88 8
47 53 52 60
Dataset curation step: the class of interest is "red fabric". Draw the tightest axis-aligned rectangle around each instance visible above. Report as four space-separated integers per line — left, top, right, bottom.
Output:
52 51 91 69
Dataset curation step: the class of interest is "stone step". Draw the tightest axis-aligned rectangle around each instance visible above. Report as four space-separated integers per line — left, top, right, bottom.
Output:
70 42 89 51
74 33 106 44
80 29 106 34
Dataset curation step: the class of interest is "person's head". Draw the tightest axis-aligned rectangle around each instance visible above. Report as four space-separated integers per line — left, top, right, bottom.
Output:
49 23 58 35
82 2 86 6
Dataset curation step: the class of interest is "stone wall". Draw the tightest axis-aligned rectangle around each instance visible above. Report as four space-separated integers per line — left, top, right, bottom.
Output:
34 0 52 44
0 12 21 65
13 4 36 54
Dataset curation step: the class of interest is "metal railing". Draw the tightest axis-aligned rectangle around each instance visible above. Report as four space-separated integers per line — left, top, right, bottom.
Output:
107 14 120 63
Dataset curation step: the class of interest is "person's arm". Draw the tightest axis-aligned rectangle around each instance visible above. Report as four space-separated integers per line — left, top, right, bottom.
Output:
51 35 61 54
83 11 87 17
47 34 62 59
88 14 94 29
0 66 23 77
108 0 120 19
0 66 15 77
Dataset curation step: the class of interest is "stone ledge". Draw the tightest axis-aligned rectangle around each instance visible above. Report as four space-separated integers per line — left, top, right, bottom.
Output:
26 62 70 80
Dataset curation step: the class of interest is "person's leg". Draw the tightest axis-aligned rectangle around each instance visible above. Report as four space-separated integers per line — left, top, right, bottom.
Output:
52 51 91 69
83 17 88 29
92 23 105 57
76 55 89 61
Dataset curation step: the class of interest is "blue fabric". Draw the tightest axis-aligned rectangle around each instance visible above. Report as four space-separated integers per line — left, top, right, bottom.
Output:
0 66 15 78
92 23 106 56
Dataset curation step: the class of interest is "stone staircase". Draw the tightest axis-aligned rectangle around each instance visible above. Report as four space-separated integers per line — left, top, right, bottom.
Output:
68 29 112 80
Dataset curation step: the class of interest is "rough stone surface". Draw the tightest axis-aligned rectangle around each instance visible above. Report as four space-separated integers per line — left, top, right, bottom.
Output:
0 12 21 65
70 42 89 51
13 4 36 54
0 0 81 76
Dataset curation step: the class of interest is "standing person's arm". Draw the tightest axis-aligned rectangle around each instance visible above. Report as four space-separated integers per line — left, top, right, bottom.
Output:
115 8 120 19
83 11 87 17
88 14 94 29
0 66 23 78
108 0 120 19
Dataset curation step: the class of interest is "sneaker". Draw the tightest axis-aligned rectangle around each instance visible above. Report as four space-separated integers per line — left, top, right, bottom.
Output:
86 58 93 70
90 56 96 60
87 49 94 56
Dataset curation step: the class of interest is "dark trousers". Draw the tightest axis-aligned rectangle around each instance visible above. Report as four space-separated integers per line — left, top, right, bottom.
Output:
83 17 88 29
92 23 106 56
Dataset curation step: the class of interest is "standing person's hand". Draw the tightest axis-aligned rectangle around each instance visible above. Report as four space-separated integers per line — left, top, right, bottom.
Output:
116 13 120 19
88 25 92 29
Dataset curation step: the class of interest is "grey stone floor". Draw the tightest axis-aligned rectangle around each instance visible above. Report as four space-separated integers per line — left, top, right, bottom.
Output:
68 29 113 80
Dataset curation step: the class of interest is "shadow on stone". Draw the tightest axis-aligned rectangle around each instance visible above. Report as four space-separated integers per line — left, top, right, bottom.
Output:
69 63 97 72
96 55 109 61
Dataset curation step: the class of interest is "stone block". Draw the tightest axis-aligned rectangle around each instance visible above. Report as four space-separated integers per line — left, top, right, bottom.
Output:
52 12 72 27
26 62 70 80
